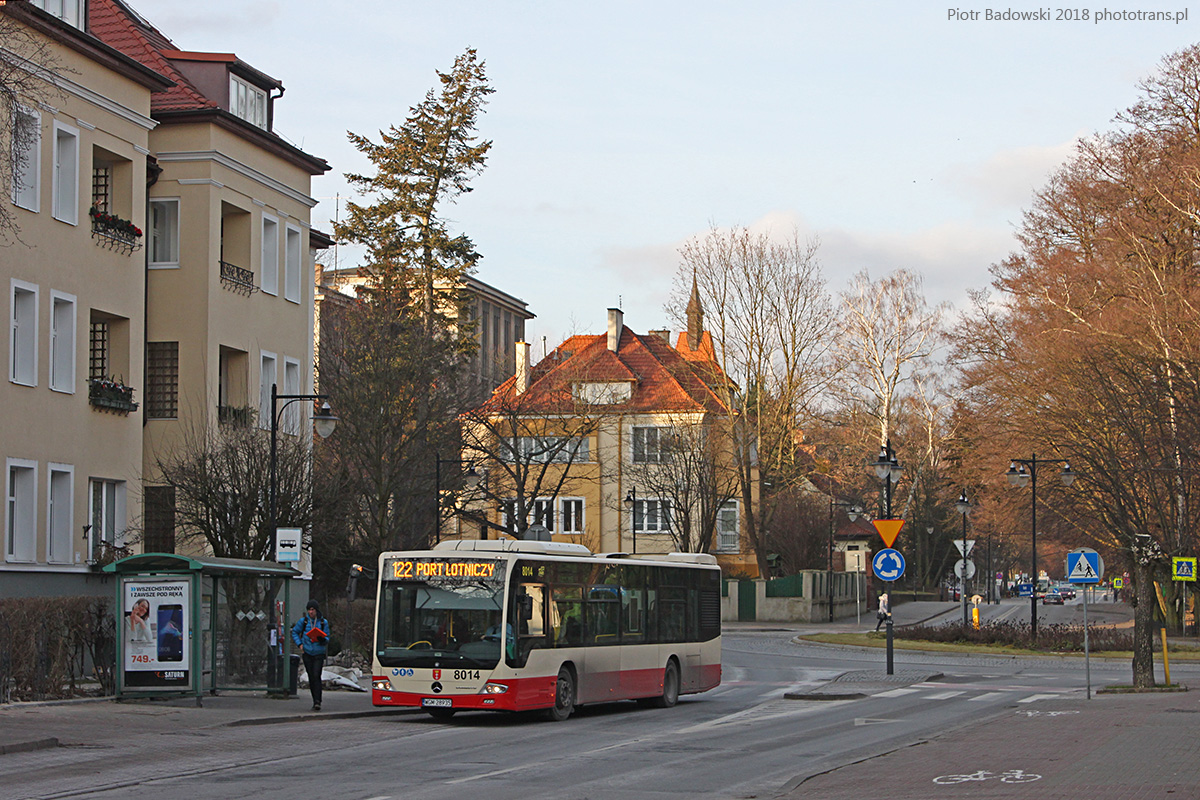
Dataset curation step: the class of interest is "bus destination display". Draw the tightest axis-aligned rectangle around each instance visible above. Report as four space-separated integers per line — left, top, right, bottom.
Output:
386 558 498 581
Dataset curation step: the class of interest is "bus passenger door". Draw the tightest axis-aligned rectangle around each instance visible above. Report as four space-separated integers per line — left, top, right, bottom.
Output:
511 584 551 707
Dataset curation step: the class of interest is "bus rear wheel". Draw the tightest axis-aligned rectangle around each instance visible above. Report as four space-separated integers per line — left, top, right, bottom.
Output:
545 666 575 722
649 660 680 708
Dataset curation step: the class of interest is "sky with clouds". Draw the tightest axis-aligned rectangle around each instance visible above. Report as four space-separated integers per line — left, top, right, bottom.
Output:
128 0 1200 349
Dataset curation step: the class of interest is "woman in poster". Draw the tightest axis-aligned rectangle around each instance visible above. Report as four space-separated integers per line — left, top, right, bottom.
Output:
128 598 152 642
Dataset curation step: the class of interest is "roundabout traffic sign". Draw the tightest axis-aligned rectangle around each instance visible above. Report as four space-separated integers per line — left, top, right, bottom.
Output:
872 548 906 581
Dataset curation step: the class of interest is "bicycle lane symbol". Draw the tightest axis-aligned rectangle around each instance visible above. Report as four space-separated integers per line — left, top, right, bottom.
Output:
933 769 1042 785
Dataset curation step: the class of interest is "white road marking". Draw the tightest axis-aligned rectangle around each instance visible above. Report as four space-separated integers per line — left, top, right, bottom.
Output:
1018 693 1063 703
926 690 965 700
968 692 1009 702
854 717 901 725
875 687 920 697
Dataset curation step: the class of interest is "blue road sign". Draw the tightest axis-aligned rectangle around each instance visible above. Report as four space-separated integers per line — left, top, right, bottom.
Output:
1017 583 1033 597
1067 550 1102 584
872 548 906 581
1173 557 1197 582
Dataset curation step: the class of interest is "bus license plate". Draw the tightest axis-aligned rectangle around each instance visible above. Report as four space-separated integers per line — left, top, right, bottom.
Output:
422 698 452 708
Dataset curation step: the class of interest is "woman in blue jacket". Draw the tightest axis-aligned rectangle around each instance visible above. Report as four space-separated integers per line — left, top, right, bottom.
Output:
292 600 330 710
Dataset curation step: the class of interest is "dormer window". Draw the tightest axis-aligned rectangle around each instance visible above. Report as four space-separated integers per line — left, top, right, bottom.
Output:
230 75 267 130
29 0 83 28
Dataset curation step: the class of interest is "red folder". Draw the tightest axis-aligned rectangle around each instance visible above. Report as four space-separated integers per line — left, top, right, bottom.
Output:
306 626 327 642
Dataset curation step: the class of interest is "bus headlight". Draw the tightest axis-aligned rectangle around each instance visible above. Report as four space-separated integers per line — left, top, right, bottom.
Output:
373 678 391 690
480 682 509 694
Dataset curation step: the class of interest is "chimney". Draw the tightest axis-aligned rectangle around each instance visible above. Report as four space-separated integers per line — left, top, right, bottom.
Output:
648 329 671 344
607 308 623 352
515 341 531 394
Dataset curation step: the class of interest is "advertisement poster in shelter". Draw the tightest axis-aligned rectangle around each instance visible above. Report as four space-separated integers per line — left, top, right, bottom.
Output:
123 578 190 689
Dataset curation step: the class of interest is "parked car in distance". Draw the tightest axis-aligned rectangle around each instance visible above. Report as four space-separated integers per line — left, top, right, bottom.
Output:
1042 589 1065 605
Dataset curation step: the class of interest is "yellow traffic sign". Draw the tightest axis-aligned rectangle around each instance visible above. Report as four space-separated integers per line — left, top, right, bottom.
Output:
873 519 904 548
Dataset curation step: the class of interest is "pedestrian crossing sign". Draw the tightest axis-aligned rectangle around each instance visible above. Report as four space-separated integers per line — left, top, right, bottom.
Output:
1066 549 1102 584
1172 557 1197 582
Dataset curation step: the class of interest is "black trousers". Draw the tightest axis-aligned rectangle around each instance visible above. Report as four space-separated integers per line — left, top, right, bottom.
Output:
302 652 324 705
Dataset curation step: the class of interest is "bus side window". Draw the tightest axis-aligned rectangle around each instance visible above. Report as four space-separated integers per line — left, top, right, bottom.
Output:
553 586 584 647
588 585 620 644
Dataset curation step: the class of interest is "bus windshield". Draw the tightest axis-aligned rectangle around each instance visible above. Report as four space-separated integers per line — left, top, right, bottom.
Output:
376 557 506 669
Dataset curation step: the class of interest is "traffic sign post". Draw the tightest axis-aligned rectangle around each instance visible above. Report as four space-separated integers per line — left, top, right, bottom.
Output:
1173 558 1196 637
871 547 905 677
1067 548 1104 700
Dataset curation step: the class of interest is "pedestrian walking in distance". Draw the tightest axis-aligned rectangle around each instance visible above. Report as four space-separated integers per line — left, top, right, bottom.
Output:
292 600 330 710
875 592 890 632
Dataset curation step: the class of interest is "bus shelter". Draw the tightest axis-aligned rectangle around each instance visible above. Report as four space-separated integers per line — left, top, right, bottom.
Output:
104 554 301 703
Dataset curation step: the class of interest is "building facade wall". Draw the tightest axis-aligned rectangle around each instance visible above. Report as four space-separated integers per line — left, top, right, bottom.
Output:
2 19 153 595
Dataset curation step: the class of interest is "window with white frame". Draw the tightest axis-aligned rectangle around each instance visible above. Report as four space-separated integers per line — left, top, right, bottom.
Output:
230 75 268 129
574 382 631 404
511 436 589 463
633 498 671 533
10 281 38 386
259 351 277 429
47 464 73 564
716 500 739 552
6 459 36 563
149 199 179 266
283 357 301 435
28 0 82 27
260 214 279 295
52 122 78 224
49 291 76 393
284 225 301 303
11 105 40 211
560 498 584 534
89 478 124 561
632 426 673 463
533 498 555 532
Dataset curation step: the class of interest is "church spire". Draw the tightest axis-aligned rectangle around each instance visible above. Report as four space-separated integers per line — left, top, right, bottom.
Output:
686 272 704 351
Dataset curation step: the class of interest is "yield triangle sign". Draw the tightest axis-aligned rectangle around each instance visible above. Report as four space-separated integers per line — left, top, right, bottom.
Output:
953 539 976 556
873 519 904 548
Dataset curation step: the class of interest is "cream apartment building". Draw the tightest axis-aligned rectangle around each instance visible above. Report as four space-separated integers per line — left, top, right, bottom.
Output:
2 0 328 597
3 0 170 596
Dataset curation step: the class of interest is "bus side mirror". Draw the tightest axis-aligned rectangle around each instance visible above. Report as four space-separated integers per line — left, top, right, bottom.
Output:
519 595 534 621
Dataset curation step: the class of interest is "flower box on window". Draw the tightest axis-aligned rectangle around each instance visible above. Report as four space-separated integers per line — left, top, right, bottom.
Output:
89 206 143 254
89 376 139 413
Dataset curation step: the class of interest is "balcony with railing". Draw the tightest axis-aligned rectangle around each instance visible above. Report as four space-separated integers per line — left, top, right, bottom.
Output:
89 207 143 255
219 260 258 295
218 404 253 426
88 377 139 414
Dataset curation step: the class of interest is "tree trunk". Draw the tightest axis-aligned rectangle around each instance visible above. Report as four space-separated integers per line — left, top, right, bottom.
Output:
1131 558 1157 688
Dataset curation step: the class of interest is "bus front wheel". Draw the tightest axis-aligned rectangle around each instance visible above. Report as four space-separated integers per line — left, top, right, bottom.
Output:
650 660 680 708
545 666 575 722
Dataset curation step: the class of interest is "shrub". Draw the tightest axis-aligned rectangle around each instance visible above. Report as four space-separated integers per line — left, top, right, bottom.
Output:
892 619 1134 652
0 597 115 702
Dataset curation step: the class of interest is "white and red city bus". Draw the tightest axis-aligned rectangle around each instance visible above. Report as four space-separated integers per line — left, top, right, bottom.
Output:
371 538 722 720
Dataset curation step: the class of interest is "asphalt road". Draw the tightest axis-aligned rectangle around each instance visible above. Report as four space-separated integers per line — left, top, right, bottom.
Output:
9 619 1184 800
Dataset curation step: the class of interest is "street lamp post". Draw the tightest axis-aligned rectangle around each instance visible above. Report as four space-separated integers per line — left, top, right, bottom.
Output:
956 490 971 631
869 439 903 675
1006 454 1076 641
434 454 482 544
829 497 861 623
268 383 337 559
623 488 638 554
268 384 336 696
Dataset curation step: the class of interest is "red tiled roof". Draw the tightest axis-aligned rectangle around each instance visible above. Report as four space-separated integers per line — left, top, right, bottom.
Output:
477 325 732 415
88 0 214 112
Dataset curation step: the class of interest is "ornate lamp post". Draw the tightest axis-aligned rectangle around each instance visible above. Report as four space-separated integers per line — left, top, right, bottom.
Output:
956 490 971 630
623 488 638 554
829 497 861 622
268 384 337 557
1007 454 1076 640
